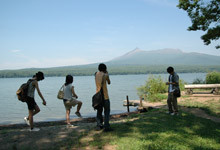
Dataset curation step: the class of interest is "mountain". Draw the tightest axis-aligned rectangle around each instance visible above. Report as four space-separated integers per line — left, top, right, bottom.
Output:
107 48 220 66
1 48 220 78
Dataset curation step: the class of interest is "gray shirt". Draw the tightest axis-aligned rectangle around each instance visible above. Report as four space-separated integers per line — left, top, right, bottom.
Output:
168 72 179 93
63 84 73 100
27 81 35 98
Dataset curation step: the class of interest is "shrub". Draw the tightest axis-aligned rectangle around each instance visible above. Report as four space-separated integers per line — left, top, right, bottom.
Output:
206 71 220 84
137 75 167 102
192 78 206 84
137 75 186 102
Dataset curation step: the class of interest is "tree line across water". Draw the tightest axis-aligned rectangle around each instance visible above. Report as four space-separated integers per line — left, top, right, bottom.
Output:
0 65 220 78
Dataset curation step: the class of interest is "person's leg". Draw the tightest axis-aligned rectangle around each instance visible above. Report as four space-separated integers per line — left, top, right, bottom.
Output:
33 105 40 116
76 101 82 113
172 96 178 113
103 100 111 129
66 109 71 124
28 109 34 129
167 93 173 113
96 104 103 128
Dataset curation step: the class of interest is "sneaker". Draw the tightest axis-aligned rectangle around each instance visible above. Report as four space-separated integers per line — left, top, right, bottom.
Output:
67 124 74 128
29 128 40 132
96 125 104 131
170 113 175 116
174 112 179 116
24 117 30 126
75 112 82 118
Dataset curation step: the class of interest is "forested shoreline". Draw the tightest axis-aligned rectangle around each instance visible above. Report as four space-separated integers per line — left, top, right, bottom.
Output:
0 65 220 78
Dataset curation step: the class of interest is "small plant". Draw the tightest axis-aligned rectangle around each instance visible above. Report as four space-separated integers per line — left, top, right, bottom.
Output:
206 71 220 84
192 78 205 84
137 75 167 102
137 75 186 102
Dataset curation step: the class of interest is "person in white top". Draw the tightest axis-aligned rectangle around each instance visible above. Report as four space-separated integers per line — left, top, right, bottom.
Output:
24 72 47 132
63 75 82 126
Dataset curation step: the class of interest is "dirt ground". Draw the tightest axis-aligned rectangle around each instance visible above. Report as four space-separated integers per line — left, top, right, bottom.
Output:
0 93 220 150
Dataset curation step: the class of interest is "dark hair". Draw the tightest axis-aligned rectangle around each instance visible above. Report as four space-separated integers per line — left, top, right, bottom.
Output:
65 75 73 86
167 66 174 73
98 63 107 72
35 72 44 81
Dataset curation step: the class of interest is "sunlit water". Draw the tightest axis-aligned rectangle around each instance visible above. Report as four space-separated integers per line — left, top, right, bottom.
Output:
0 73 206 125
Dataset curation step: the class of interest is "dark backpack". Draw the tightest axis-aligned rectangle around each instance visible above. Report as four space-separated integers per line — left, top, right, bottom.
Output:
16 79 33 102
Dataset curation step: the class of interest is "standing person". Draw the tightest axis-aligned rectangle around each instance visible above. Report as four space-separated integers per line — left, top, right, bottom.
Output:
63 75 82 126
166 66 179 115
95 63 112 132
24 71 47 131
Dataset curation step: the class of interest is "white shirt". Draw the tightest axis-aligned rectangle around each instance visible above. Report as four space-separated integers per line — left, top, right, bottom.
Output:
63 84 73 100
169 75 174 93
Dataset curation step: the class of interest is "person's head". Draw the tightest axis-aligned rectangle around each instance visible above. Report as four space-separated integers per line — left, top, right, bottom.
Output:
98 63 107 72
65 75 73 85
35 72 44 81
167 66 174 74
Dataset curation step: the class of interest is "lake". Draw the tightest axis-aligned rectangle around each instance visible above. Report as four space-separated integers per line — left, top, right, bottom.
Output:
0 73 206 125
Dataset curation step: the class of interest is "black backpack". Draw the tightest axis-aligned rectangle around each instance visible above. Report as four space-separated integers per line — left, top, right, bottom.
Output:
16 79 33 102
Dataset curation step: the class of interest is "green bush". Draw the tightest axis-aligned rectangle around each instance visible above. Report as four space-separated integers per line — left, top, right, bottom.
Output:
137 75 167 102
137 75 186 102
206 71 220 84
192 78 206 84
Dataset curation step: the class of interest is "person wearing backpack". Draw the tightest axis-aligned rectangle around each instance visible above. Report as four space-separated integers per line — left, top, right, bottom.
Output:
24 71 47 131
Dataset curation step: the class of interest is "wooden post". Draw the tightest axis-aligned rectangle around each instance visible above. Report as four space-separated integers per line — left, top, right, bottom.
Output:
126 95 130 112
139 96 143 107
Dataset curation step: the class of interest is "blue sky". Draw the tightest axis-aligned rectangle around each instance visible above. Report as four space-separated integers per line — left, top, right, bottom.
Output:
1 0 219 70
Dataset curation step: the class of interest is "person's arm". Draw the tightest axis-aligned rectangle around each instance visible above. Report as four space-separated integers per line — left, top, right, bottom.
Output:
34 81 46 105
105 72 111 85
71 86 78 98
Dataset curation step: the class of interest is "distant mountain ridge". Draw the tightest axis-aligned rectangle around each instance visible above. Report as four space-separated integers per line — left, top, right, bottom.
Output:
1 48 220 78
107 48 220 65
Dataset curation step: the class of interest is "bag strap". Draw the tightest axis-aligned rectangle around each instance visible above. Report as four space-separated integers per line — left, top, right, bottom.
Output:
60 84 64 91
95 72 105 88
101 74 105 88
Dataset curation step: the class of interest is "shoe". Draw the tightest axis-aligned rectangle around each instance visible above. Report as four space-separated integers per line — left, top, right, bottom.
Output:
29 128 40 132
103 128 113 132
75 112 82 118
67 124 74 128
170 113 175 116
174 112 179 116
96 126 103 131
24 117 30 126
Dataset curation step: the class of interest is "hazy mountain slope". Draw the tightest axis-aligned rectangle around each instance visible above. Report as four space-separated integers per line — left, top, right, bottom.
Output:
107 48 220 65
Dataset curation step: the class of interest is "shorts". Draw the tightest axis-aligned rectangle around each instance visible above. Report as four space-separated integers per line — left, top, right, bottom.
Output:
63 97 81 110
26 96 37 110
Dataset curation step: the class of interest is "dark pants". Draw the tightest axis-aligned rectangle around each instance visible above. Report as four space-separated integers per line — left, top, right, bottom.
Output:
167 92 178 113
96 99 110 129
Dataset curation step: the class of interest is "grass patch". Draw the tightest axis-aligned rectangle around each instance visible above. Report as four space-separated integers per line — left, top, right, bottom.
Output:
179 98 220 117
81 109 220 150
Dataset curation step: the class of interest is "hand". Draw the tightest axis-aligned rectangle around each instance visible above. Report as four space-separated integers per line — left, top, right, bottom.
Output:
75 95 78 99
42 100 46 106
166 82 169 85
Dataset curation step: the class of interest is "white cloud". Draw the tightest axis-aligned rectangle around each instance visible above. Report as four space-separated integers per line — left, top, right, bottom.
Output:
11 50 21 53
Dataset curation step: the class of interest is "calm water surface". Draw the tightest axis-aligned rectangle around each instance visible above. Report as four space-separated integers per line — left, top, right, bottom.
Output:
0 73 206 125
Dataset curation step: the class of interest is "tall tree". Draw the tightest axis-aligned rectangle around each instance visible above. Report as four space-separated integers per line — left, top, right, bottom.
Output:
178 0 220 49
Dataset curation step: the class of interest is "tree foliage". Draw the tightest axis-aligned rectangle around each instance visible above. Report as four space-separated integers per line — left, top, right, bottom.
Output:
178 0 220 49
206 71 220 83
